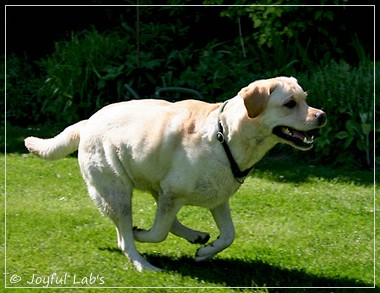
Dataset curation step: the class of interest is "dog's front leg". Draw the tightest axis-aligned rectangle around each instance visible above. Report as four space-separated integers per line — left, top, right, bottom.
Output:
194 201 235 262
171 218 210 244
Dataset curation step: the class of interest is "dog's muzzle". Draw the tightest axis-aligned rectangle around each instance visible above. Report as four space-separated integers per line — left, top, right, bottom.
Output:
272 110 327 151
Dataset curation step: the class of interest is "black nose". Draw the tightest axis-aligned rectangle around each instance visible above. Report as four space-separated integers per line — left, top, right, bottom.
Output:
315 111 327 126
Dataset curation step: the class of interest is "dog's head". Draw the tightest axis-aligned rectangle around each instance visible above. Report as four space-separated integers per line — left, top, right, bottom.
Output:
238 76 327 150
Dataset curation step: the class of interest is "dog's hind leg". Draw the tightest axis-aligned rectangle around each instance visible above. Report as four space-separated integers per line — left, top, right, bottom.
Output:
111 209 161 272
171 218 210 244
86 182 160 272
133 191 182 243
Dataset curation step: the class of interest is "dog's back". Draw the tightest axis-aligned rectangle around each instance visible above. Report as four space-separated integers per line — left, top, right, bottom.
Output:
77 99 236 201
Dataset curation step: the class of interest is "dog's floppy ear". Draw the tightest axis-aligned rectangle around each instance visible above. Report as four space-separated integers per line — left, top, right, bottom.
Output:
239 82 276 118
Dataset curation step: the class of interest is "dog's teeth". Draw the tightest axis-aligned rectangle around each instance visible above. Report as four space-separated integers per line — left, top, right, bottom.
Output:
303 136 314 144
282 127 291 135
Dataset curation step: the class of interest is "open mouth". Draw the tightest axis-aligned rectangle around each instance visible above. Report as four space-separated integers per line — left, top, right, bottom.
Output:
273 126 318 150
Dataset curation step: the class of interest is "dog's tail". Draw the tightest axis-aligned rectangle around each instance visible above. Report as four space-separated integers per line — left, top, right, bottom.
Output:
24 120 87 160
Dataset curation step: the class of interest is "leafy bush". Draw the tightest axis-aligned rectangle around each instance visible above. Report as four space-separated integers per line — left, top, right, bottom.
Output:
298 60 376 168
36 30 134 123
5 55 44 125
35 21 192 124
5 19 375 169
165 41 263 102
203 1 367 65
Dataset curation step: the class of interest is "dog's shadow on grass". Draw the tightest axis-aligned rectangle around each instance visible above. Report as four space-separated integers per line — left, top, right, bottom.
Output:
142 253 371 289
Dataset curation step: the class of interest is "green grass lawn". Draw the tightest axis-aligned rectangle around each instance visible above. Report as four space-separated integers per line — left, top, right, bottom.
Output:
2 152 378 291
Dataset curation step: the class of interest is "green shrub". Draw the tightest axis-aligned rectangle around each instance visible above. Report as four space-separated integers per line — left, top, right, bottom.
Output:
6 22 375 169
166 41 262 101
36 30 135 124
5 55 44 125
298 60 376 168
204 1 351 62
35 22 191 124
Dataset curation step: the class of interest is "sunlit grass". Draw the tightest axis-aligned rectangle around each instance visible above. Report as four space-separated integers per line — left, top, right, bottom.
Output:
3 153 377 290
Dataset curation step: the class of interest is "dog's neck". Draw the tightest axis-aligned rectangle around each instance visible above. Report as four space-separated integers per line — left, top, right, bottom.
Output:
217 98 279 179
217 100 255 182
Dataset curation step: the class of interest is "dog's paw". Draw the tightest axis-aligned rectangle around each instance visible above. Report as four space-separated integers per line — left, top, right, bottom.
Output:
194 244 216 262
132 260 162 272
188 233 210 245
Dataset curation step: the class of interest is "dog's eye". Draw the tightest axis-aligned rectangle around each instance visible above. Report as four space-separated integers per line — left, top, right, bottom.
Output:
284 100 297 109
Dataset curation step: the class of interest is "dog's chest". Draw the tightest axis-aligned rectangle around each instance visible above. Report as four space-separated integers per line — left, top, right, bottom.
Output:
190 177 241 208
161 165 241 209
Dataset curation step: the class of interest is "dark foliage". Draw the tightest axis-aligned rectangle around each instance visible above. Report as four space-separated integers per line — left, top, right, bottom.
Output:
5 4 376 168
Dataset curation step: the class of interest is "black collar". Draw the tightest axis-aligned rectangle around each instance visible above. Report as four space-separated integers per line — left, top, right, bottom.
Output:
217 100 254 183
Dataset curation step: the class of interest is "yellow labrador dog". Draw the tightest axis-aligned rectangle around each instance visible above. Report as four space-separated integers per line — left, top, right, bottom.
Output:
25 76 326 272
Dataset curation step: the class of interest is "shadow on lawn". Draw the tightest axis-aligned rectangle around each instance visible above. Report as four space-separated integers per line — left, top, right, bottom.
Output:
144 253 372 290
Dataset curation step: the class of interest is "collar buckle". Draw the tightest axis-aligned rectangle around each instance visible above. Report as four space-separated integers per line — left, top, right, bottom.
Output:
217 131 225 143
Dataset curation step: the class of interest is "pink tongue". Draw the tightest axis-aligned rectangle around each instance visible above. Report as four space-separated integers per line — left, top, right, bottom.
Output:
292 130 306 140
